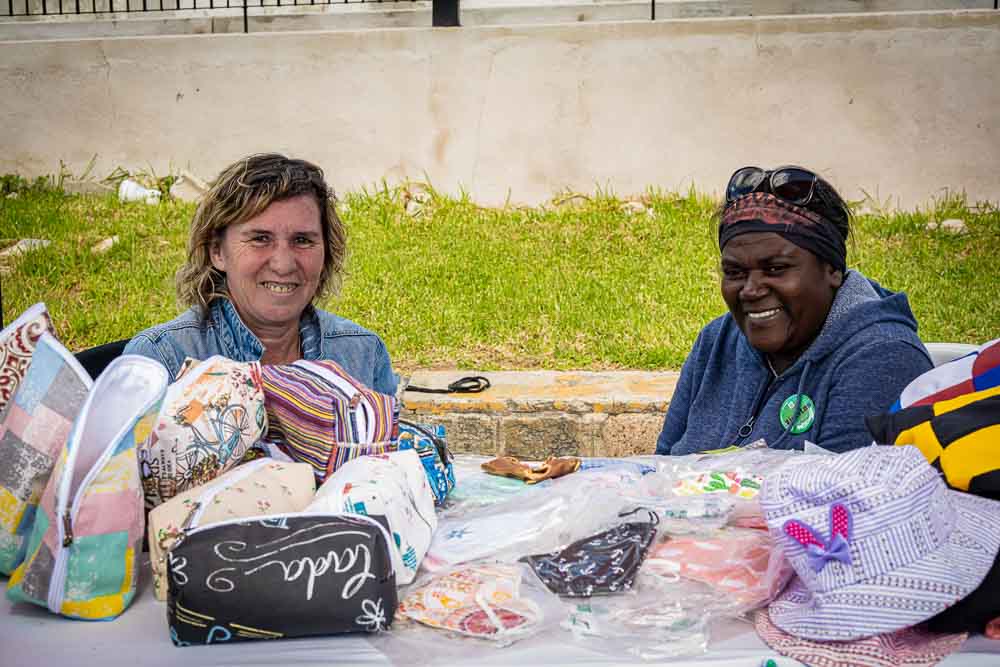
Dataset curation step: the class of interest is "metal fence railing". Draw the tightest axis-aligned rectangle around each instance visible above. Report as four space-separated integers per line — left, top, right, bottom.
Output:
4 0 459 29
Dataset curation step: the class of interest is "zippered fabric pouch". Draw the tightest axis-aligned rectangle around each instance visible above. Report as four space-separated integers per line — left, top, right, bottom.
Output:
6 354 168 620
147 458 316 601
141 355 267 508
0 302 55 414
0 333 92 575
166 512 397 645
261 359 398 482
397 420 455 505
307 448 437 584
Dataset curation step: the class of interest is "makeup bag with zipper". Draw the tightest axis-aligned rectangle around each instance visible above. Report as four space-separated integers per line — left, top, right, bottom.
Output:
307 448 437 584
6 354 168 620
166 511 397 645
397 420 455 506
140 355 267 509
261 359 399 482
0 332 92 575
0 302 55 415
147 457 316 601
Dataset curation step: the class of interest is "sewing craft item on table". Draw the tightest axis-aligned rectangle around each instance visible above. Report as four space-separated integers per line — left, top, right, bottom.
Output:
140 356 267 508
396 420 456 505
761 444 1000 641
0 333 91 575
925 547 1000 635
753 608 967 667
889 337 1000 412
645 527 793 610
0 302 54 414
398 563 547 645
307 448 437 585
261 358 398 481
147 458 316 601
673 470 763 499
481 455 582 485
7 354 168 620
521 509 659 597
166 513 397 646
867 384 1000 500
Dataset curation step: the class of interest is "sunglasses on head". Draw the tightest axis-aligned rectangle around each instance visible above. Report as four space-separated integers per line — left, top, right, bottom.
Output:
725 166 819 206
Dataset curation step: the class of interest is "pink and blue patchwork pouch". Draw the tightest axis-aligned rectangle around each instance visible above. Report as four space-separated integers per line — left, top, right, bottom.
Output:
0 332 92 575
6 354 168 620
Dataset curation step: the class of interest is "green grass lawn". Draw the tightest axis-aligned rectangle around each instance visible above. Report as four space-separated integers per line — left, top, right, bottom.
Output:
2 181 998 372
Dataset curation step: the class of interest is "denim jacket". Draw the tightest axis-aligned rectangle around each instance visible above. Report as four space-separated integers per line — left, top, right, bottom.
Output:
124 299 398 395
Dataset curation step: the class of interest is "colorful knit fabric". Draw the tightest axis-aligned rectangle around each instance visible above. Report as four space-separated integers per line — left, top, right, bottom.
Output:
867 385 1000 500
262 359 398 482
754 608 967 667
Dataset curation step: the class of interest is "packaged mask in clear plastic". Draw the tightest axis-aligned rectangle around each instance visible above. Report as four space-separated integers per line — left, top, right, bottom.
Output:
520 509 659 597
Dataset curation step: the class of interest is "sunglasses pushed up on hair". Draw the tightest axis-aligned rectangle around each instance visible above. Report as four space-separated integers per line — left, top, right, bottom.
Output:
725 166 819 206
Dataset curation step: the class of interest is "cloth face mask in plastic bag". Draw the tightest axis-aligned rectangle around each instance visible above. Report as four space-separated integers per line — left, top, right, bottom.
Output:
521 509 659 597
398 563 544 644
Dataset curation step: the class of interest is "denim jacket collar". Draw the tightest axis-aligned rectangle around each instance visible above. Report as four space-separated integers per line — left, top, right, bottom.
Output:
211 298 322 362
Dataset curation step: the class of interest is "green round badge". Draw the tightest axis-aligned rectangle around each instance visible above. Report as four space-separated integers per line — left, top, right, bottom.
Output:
779 394 815 434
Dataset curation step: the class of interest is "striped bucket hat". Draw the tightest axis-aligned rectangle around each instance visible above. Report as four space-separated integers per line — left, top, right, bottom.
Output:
760 445 1000 641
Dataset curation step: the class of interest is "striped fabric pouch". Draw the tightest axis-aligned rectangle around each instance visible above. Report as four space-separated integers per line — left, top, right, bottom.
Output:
261 359 398 483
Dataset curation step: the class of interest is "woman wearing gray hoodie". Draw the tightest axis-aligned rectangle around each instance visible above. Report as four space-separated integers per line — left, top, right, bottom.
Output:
656 166 933 456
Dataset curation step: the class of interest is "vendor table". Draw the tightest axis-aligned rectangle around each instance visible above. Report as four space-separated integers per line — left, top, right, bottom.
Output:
4 454 1000 667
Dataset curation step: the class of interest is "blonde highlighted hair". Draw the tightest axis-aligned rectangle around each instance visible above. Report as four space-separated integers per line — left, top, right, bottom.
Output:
176 153 346 314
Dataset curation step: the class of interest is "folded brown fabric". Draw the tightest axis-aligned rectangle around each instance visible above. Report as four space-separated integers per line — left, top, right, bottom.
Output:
481 455 581 484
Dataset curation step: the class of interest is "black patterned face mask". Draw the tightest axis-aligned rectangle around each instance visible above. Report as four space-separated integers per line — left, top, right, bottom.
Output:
520 509 659 597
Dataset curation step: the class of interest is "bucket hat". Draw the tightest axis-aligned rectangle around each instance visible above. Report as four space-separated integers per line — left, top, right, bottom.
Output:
760 444 1000 641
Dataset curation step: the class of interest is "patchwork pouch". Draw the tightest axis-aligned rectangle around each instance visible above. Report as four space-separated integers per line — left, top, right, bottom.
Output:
6 354 168 620
0 333 92 575
147 458 316 601
262 359 398 482
141 355 267 508
307 448 437 584
0 302 55 414
521 509 659 597
397 420 455 505
167 512 397 645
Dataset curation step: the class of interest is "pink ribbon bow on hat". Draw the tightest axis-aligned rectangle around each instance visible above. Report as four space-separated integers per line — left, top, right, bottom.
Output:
783 503 853 573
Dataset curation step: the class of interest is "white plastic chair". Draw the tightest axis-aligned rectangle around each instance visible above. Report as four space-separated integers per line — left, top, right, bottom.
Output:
924 342 979 368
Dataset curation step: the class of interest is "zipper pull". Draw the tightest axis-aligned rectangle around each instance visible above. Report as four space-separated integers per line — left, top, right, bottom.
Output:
181 502 202 531
737 416 756 439
62 514 74 547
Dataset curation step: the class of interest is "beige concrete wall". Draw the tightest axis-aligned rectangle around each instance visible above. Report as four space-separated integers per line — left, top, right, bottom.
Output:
1 11 999 207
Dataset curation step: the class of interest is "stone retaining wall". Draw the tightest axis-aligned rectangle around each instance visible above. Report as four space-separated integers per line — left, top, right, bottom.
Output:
400 370 678 458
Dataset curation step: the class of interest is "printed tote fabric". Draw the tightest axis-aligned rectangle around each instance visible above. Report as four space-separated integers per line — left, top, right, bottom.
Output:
0 332 92 575
0 302 54 415
7 355 168 620
262 359 398 482
148 458 316 600
141 356 267 508
307 448 437 584
398 421 456 505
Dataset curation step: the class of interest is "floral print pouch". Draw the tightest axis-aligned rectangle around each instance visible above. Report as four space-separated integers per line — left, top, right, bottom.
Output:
147 458 316 600
140 356 267 508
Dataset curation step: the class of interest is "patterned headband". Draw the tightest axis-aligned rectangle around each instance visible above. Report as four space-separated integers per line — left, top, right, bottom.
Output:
719 193 847 273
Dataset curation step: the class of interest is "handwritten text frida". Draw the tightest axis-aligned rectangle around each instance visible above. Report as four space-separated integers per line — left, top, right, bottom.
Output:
205 523 378 600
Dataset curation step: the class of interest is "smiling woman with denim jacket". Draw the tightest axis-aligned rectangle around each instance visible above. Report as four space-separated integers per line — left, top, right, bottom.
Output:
124 153 398 395
655 166 932 456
